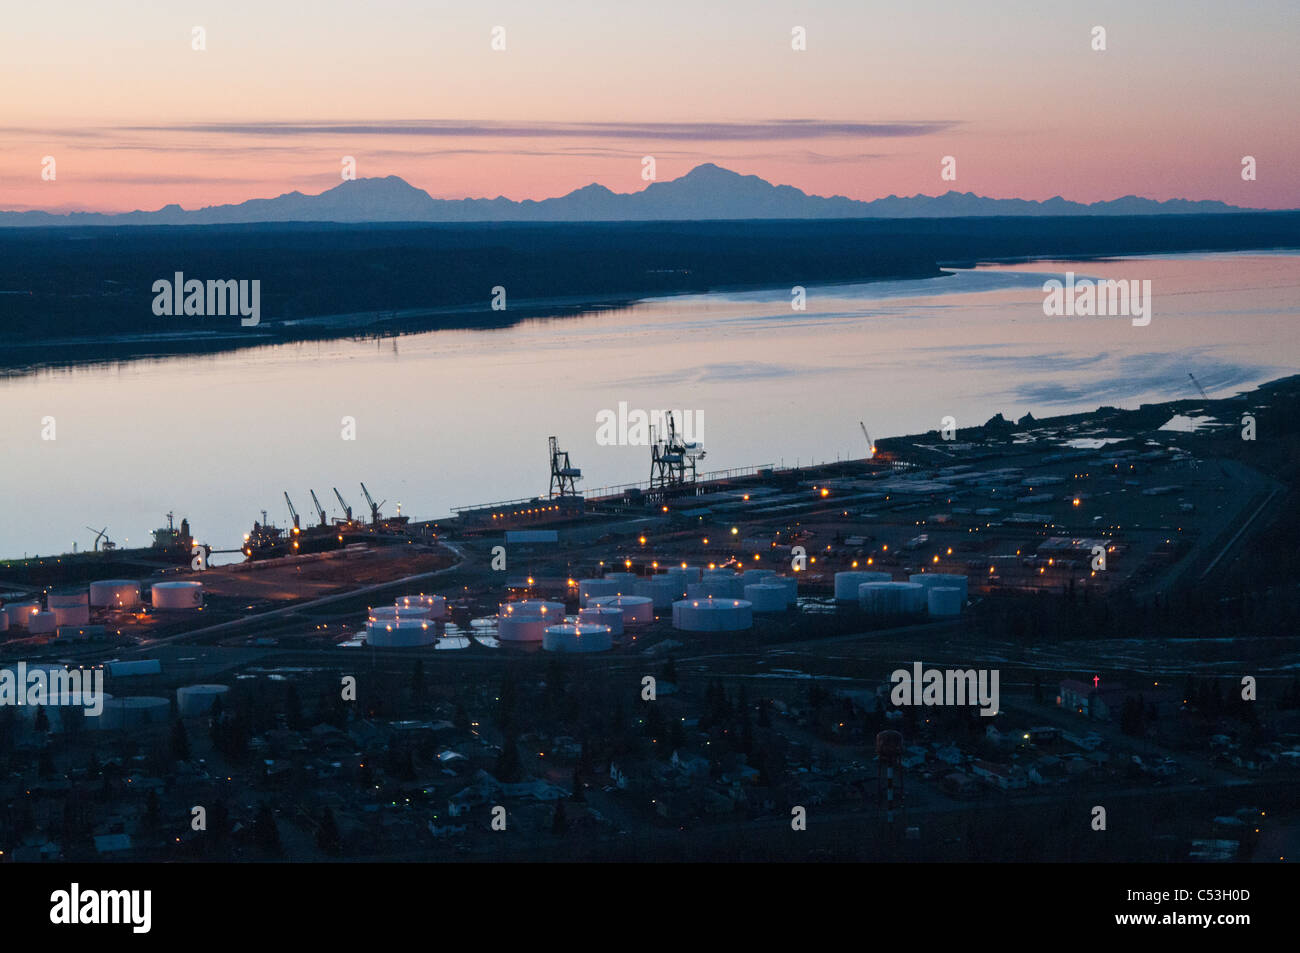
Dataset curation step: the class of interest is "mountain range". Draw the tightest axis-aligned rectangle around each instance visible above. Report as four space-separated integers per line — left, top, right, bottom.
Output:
0 163 1275 227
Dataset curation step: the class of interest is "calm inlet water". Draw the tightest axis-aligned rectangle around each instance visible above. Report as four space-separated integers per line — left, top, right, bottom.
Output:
2 252 1297 560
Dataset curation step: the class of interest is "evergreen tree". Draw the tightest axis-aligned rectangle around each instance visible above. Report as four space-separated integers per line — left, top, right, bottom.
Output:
170 719 191 760
254 802 281 854
316 807 342 855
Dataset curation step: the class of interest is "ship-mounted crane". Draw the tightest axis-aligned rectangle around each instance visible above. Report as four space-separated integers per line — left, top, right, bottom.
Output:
310 489 329 527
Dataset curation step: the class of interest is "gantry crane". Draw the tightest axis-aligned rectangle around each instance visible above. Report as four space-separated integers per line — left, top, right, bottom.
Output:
549 436 582 498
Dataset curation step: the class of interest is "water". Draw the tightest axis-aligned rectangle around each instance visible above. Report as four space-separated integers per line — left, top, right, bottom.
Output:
2 252 1297 560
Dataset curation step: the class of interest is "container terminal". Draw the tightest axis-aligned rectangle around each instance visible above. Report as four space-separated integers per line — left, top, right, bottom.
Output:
1 375 1297 861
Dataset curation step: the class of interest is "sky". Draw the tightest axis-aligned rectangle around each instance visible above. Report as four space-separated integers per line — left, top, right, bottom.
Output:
2 0 1298 212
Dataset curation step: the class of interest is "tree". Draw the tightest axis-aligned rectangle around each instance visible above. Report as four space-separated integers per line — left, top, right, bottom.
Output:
552 798 568 835
144 789 161 830
453 703 470 731
254 802 281 854
315 807 342 855
33 705 49 734
170 719 191 760
285 684 305 731
495 734 522 782
571 767 585 803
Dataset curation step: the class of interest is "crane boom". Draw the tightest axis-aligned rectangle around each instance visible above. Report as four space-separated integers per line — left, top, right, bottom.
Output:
859 421 875 460
1187 372 1210 401
310 489 328 526
333 488 353 522
284 492 300 530
360 482 384 524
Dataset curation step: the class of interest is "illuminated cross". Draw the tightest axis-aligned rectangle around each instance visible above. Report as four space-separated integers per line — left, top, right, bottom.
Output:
1093 675 1100 689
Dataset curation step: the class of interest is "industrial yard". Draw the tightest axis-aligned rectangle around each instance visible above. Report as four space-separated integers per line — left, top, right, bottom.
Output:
2 376 1298 862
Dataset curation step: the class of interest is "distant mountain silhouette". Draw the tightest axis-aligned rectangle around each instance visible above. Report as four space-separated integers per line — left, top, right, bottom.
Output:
0 163 1272 226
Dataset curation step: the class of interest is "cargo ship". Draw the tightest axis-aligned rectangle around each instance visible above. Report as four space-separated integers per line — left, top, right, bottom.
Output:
0 513 201 587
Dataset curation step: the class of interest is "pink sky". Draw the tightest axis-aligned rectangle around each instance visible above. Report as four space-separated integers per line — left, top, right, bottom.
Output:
3 0 1297 212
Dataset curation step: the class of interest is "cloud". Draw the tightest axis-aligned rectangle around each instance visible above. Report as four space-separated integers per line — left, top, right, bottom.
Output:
114 119 959 141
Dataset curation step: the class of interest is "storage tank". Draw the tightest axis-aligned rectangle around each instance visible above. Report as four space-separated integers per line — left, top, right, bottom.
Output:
28 611 57 635
151 581 203 609
909 573 969 603
499 600 566 622
577 579 618 606
671 597 754 632
577 606 624 635
770 576 798 606
3 602 40 627
663 566 702 592
543 623 612 653
633 577 678 608
102 696 170 730
176 684 229 716
396 594 448 619
365 618 435 647
369 605 430 622
89 580 141 608
587 594 654 624
496 613 548 642
48 590 91 626
602 572 638 588
19 690 112 732
858 581 926 614
742 569 777 586
927 587 964 616
744 583 788 612
835 571 892 601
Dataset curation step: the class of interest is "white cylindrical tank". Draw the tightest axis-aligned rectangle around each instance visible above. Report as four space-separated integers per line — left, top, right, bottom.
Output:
744 583 788 612
4 602 40 627
835 571 892 601
28 611 57 635
151 581 203 609
543 623 612 653
909 573 969 603
663 566 702 592
48 590 91 626
497 614 548 642
89 580 140 608
602 572 637 588
927 587 964 616
859 581 926 614
587 594 654 624
370 605 430 622
176 684 229 716
19 689 112 732
396 594 448 619
577 606 624 635
671 597 754 632
633 577 678 608
499 600 566 622
742 569 776 586
770 576 798 606
578 579 618 606
102 696 171 731
366 618 435 647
